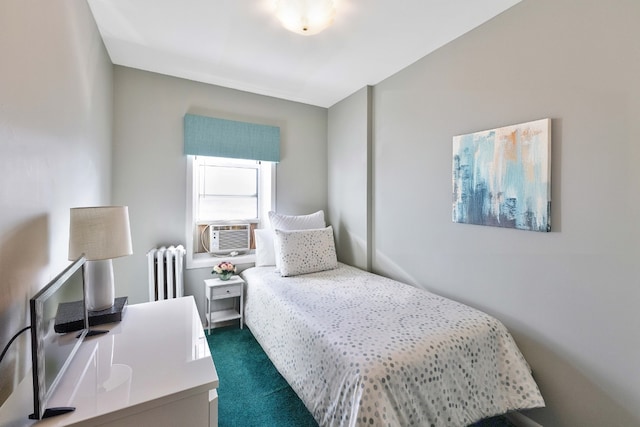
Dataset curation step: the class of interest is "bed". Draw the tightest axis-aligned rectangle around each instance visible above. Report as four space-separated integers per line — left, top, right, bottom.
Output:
241 263 545 427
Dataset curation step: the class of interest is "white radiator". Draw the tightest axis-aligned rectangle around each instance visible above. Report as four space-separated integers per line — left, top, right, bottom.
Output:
147 245 186 301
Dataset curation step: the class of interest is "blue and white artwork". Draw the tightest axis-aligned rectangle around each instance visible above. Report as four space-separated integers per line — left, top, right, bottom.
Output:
452 119 551 232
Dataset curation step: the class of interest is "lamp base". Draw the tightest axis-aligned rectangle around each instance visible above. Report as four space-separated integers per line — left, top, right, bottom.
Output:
85 259 115 311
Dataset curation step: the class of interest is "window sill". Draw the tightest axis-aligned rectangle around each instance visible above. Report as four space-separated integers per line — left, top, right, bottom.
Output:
186 251 256 270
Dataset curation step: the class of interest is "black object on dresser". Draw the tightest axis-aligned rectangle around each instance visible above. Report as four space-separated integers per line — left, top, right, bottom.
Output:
54 296 128 333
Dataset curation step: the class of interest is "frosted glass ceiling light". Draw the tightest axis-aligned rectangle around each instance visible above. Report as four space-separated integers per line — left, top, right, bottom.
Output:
275 0 336 36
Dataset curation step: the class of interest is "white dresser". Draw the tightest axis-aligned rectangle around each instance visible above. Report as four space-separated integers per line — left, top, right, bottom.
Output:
0 296 219 427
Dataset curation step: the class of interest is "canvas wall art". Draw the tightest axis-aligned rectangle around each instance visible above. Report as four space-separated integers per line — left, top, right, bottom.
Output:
452 118 551 232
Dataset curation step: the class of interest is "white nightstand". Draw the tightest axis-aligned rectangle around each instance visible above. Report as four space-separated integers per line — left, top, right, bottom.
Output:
204 276 244 334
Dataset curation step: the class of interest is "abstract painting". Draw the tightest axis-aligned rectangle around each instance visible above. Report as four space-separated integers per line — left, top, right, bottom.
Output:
452 118 551 232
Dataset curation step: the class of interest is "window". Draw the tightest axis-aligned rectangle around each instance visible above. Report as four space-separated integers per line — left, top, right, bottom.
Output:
197 157 259 221
186 156 275 269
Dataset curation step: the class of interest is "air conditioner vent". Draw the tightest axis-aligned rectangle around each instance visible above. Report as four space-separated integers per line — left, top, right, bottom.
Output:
205 224 250 254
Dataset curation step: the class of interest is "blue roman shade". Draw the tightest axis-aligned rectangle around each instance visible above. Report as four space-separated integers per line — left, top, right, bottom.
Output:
184 114 280 162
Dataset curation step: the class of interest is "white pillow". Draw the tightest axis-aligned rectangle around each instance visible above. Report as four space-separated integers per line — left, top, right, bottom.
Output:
254 228 276 266
268 210 326 231
274 226 338 277
269 210 326 271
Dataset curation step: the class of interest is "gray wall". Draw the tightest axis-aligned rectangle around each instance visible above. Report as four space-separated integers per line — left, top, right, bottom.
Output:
329 0 640 426
0 1 113 405
112 66 328 316
327 87 371 270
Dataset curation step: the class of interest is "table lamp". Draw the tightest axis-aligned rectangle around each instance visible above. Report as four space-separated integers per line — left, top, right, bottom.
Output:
69 206 133 311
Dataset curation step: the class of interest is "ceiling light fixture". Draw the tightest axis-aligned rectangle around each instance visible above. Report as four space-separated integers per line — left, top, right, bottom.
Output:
274 0 336 36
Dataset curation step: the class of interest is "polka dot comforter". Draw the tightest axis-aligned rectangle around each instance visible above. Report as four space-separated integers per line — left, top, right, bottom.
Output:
242 263 544 427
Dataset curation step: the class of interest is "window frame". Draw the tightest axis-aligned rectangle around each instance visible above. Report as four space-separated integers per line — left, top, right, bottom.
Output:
186 155 276 269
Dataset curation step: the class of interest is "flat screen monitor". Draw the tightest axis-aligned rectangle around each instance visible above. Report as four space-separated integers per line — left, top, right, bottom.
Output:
29 255 88 420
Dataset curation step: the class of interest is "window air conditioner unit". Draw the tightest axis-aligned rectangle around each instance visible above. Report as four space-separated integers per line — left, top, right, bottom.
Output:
204 224 251 255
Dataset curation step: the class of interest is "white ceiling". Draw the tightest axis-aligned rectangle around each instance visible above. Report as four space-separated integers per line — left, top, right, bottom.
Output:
88 0 521 108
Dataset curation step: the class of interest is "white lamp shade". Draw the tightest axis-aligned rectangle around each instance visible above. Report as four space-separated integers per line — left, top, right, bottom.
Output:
69 206 133 261
275 0 336 36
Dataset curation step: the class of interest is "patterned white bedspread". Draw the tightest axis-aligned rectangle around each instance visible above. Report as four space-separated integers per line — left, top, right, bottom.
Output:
242 263 544 427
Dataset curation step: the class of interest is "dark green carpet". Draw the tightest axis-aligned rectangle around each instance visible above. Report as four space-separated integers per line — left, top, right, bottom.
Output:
207 327 516 427
207 326 317 427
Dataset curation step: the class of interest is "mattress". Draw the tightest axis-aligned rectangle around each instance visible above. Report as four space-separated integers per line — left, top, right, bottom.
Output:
242 263 544 427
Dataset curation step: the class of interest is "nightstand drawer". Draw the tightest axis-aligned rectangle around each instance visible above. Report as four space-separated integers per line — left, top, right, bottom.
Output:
210 284 242 297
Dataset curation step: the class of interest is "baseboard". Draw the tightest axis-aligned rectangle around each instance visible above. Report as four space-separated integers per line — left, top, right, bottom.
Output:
506 412 543 427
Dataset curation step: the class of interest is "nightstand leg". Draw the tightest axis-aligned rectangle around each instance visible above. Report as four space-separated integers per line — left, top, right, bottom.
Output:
240 290 244 329
206 293 211 335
